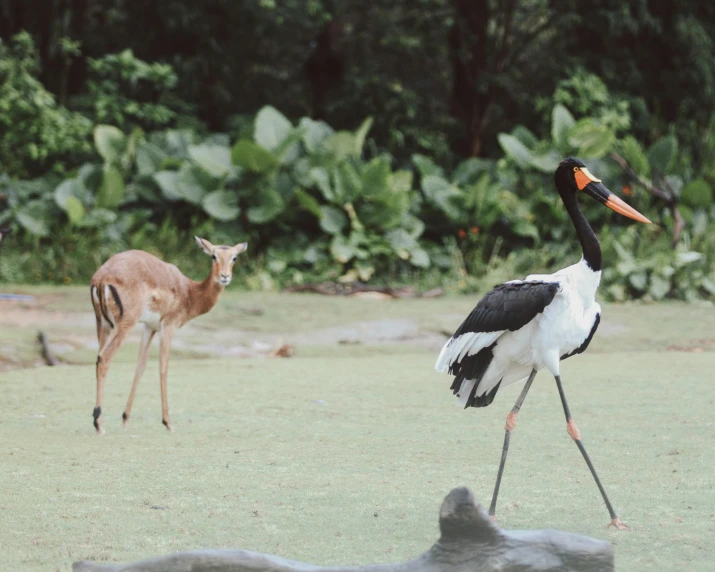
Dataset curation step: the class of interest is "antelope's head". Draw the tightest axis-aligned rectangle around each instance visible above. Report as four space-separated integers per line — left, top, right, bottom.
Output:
194 236 248 287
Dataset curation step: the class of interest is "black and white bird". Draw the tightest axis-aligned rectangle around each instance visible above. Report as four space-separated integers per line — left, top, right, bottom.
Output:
436 157 651 530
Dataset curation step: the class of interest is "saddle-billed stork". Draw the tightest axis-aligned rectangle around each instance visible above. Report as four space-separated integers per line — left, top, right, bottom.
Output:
436 157 651 529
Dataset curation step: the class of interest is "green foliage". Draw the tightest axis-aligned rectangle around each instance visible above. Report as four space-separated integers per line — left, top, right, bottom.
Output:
540 69 632 134
2 106 431 284
3 93 715 303
83 49 182 130
601 226 715 302
0 33 92 178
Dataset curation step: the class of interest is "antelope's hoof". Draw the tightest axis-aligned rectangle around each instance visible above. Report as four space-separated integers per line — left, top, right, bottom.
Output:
162 419 174 432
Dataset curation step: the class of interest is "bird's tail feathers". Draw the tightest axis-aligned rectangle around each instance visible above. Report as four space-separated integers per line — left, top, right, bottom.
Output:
435 331 501 373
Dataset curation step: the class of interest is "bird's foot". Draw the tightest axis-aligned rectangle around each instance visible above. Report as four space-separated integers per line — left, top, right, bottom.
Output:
608 517 631 530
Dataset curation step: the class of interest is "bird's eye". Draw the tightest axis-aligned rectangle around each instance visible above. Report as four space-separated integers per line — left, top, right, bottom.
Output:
573 166 579 172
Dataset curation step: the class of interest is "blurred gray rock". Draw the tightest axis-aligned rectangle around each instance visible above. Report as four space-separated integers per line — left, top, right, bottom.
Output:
73 487 613 572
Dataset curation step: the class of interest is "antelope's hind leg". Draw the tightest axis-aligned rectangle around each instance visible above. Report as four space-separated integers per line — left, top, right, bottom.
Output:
158 325 176 432
122 325 156 428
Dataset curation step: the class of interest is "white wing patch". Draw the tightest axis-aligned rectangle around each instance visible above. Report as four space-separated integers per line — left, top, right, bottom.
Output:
435 330 503 373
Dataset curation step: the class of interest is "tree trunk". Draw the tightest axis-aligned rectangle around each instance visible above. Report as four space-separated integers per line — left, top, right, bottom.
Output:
449 0 490 157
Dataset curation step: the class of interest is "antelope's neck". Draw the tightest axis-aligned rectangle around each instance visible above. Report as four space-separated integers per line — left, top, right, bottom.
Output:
187 274 223 320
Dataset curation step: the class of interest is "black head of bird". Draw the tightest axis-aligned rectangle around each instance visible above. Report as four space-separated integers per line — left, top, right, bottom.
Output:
554 157 651 224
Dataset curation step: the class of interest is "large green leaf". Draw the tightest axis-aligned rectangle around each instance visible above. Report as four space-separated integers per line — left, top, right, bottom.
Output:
412 154 444 178
94 125 126 164
551 104 575 149
77 208 117 228
422 175 462 220
246 188 285 224
358 161 411 230
153 170 182 201
231 140 278 172
451 158 492 186
647 136 677 173
511 125 538 149
385 228 418 254
354 117 373 155
511 219 539 240
64 195 85 224
299 117 334 153
333 162 362 202
202 191 240 221
619 136 649 179
497 133 534 167
310 167 334 201
319 205 348 234
330 234 360 263
96 165 125 208
54 179 79 210
188 144 232 178
274 129 302 166
16 206 49 237
136 142 168 176
323 132 357 161
294 189 322 217
568 121 615 158
681 178 712 209
254 106 293 151
390 170 413 194
409 247 430 268
361 156 390 195
154 129 193 158
177 164 211 204
77 164 103 193
649 275 670 300
529 150 561 173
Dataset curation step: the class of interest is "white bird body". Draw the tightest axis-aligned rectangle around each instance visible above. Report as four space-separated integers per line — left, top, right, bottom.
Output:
436 157 651 528
436 258 602 407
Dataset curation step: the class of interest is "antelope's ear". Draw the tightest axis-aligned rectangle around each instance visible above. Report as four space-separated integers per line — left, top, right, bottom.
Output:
234 242 248 254
194 236 214 255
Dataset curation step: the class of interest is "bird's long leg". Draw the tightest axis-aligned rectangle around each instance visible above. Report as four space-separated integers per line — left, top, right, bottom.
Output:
554 375 630 530
489 368 537 520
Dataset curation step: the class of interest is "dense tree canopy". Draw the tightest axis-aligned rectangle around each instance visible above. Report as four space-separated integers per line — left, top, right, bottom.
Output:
2 0 715 301
2 0 715 163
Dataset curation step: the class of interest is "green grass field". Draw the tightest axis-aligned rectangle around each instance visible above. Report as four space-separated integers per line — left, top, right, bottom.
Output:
0 289 714 570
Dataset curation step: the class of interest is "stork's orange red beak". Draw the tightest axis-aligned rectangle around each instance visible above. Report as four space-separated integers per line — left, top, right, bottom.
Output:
604 193 652 223
584 181 652 224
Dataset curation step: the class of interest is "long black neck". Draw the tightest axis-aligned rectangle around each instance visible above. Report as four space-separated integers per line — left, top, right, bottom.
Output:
562 192 601 271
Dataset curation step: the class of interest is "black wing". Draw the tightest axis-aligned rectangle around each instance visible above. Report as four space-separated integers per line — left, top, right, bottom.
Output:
451 281 560 337
561 313 600 360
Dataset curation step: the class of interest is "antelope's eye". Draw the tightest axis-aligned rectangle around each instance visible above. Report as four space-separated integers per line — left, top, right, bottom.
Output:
231 257 237 264
212 254 218 261
573 166 579 172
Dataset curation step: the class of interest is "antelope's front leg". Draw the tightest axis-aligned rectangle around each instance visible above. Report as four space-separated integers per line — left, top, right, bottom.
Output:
159 325 176 431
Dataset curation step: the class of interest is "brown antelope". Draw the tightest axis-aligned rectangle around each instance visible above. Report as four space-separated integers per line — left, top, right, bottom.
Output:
89 237 247 434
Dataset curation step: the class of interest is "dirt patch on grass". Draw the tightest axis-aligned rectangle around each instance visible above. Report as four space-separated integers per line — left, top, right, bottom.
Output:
0 293 448 372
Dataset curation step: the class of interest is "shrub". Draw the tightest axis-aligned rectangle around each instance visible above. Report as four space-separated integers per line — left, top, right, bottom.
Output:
0 33 93 178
